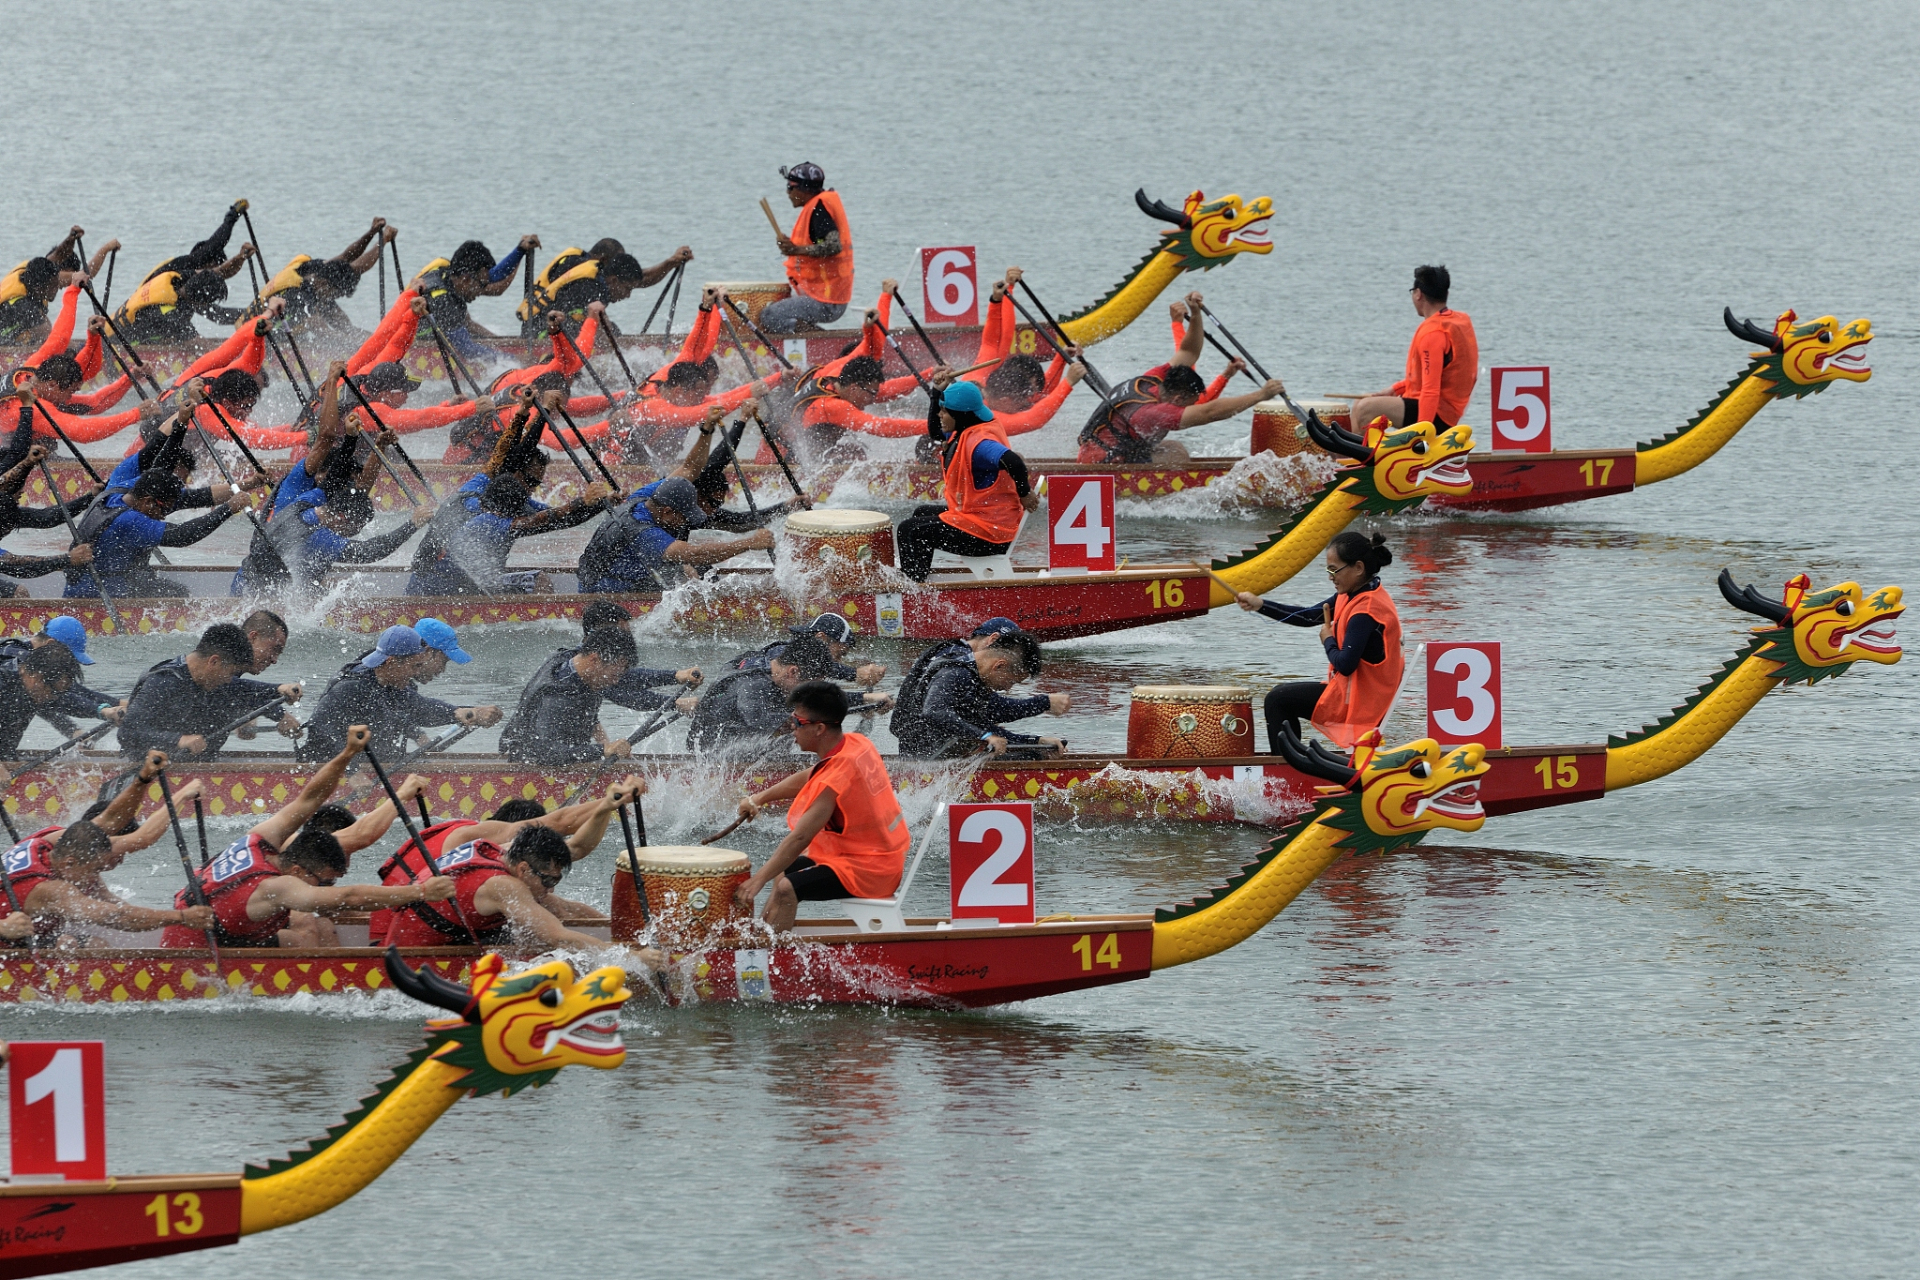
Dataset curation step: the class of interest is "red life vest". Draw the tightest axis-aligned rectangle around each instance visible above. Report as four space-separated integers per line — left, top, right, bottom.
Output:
2 826 63 942
382 836 513 947
1078 374 1168 463
938 421 1025 544
369 819 475 944
1311 583 1405 748
785 191 854 305
163 833 283 948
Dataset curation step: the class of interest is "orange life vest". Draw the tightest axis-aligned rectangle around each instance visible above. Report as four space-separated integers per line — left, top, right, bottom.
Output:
1312 583 1404 748
939 421 1025 543
785 191 853 306
790 732 908 899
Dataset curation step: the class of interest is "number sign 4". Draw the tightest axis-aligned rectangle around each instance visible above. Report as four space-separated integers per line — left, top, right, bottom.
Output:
9 1040 106 1180
949 802 1036 925
1046 474 1116 571
1489 367 1551 453
919 247 979 325
1426 642 1503 748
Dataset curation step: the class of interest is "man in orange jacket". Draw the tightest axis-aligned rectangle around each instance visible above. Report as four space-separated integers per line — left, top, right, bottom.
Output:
761 162 853 333
1348 264 1479 434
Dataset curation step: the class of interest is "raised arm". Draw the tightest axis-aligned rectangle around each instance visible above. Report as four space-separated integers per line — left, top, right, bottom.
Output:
94 750 170 838
252 724 368 850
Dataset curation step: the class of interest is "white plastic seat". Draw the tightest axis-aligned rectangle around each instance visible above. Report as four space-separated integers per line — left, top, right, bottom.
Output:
928 548 1016 578
839 897 908 933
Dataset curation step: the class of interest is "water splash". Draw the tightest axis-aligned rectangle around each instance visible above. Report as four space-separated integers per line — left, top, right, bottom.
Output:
1115 450 1340 521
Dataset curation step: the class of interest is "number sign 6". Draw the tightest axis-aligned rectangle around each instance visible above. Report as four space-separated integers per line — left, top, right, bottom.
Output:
1490 366 1551 452
1426 642 1503 748
949 802 1036 925
919 246 978 325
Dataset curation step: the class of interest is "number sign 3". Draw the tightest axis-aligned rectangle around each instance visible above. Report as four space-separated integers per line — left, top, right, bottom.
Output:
1046 475 1116 571
9 1040 107 1180
948 802 1036 925
1489 366 1551 452
1426 642 1503 748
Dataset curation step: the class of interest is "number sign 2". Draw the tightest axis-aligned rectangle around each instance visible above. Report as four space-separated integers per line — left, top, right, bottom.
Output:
1046 475 1116 572
949 802 1036 925
9 1040 106 1180
1489 366 1551 452
1426 642 1503 748
919 246 978 325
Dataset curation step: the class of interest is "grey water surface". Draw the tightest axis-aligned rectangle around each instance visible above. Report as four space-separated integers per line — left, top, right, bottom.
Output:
0 1 1916 1276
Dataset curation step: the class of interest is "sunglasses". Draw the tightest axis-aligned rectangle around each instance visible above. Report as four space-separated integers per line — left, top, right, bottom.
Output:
790 714 821 728
1326 561 1357 578
534 870 564 890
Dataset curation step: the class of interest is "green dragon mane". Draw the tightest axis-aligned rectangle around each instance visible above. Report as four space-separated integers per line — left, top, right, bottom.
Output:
1208 453 1434 575
1635 353 1826 453
1054 228 1217 327
243 1022 557 1180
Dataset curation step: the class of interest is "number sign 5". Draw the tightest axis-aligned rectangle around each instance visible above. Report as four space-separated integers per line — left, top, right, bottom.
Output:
1490 367 1551 452
9 1040 107 1180
949 802 1036 925
1047 474 1116 571
1426 642 1503 748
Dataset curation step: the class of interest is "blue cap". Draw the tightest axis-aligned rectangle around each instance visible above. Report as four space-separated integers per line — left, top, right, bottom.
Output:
43 616 93 665
970 616 1021 638
939 380 994 421
362 625 424 668
413 617 472 664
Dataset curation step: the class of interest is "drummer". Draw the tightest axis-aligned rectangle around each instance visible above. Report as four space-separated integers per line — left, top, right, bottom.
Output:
732 681 909 931
895 379 1036 582
1234 531 1404 750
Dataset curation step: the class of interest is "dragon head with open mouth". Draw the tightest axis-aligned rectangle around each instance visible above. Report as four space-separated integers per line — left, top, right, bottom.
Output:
1281 726 1490 856
1720 570 1903 685
1725 308 1873 398
1136 189 1275 270
1302 411 1478 511
388 950 632 1095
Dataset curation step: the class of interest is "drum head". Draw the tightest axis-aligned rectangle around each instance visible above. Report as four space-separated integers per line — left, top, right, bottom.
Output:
1130 685 1253 702
619 845 751 875
786 508 888 535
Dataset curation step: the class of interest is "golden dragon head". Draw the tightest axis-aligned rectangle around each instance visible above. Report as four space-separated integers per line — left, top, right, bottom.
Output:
1136 188 1274 269
386 950 631 1095
1302 411 1477 511
1280 725 1490 855
1719 570 1903 684
1724 308 1872 397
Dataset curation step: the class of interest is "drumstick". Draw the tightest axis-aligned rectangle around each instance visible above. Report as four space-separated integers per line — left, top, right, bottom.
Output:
701 815 748 847
946 357 1002 378
759 198 785 236
1322 393 1369 400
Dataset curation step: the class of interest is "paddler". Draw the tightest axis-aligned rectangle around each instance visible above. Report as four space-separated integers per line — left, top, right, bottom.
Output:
4 752 218 944
689 634 890 753
113 206 260 344
298 624 500 762
966 267 1087 435
518 239 690 336
895 378 1035 581
230 482 432 600
726 614 886 688
244 217 397 338
1346 265 1479 435
62 468 255 601
0 616 125 742
412 235 538 367
761 161 853 333
892 628 1067 758
1234 531 1403 750
117 623 303 761
886 616 1022 751
0 232 118 346
776 355 926 464
159 725 458 949
1077 291 1282 463
0 642 87 760
498 626 702 765
731 681 908 930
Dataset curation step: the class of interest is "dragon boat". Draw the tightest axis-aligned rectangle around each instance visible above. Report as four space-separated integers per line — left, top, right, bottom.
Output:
0 951 627 1279
0 566 1897 1009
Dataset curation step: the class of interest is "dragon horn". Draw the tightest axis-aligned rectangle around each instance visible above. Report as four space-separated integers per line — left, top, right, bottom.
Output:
1723 307 1784 353
1134 188 1192 229
384 946 484 1023
1716 568 1790 623
1304 409 1370 461
1279 722 1358 788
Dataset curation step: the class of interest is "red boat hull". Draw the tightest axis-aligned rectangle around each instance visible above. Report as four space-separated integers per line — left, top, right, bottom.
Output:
1430 448 1640 513
0 1175 240 1278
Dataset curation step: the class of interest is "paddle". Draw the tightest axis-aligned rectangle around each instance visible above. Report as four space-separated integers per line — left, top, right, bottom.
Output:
281 328 320 406
1197 302 1317 425
155 767 220 960
212 695 289 745
552 318 621 409
614 797 672 996
84 303 151 403
879 330 938 398
560 709 685 805
339 375 433 500
1189 559 1243 598
0 803 19 845
36 454 122 631
721 297 796 372
636 262 681 337
30 400 106 487
416 794 433 828
193 795 209 867
388 237 403 293
746 402 808 506
263 330 311 408
196 388 273 483
182 413 286 574
528 397 597 489
1007 287 1112 399
377 236 386 316
361 744 477 945
243 249 262 304
101 246 117 311
888 287 945 369
550 400 622 495
74 279 165 398
411 723 476 755
19 720 115 770
238 200 266 292
661 266 684 343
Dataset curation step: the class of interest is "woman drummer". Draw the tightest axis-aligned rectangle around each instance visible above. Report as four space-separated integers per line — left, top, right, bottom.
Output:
1235 531 1403 751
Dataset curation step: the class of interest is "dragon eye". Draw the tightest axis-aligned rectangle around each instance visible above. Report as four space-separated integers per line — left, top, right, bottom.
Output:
1411 760 1431 779
1818 331 1831 343
538 987 562 1007
1412 439 1429 455
1836 599 1855 616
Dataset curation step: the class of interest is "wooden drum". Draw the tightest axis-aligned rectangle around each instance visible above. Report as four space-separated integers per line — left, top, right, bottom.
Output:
611 846 751 949
781 508 896 588
1251 399 1351 457
1127 685 1255 759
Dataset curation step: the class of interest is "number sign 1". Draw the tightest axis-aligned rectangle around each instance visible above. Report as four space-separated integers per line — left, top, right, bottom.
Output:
919 246 978 325
9 1041 106 1180
1489 366 1551 452
1046 474 1116 572
949 802 1036 925
1426 642 1503 748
